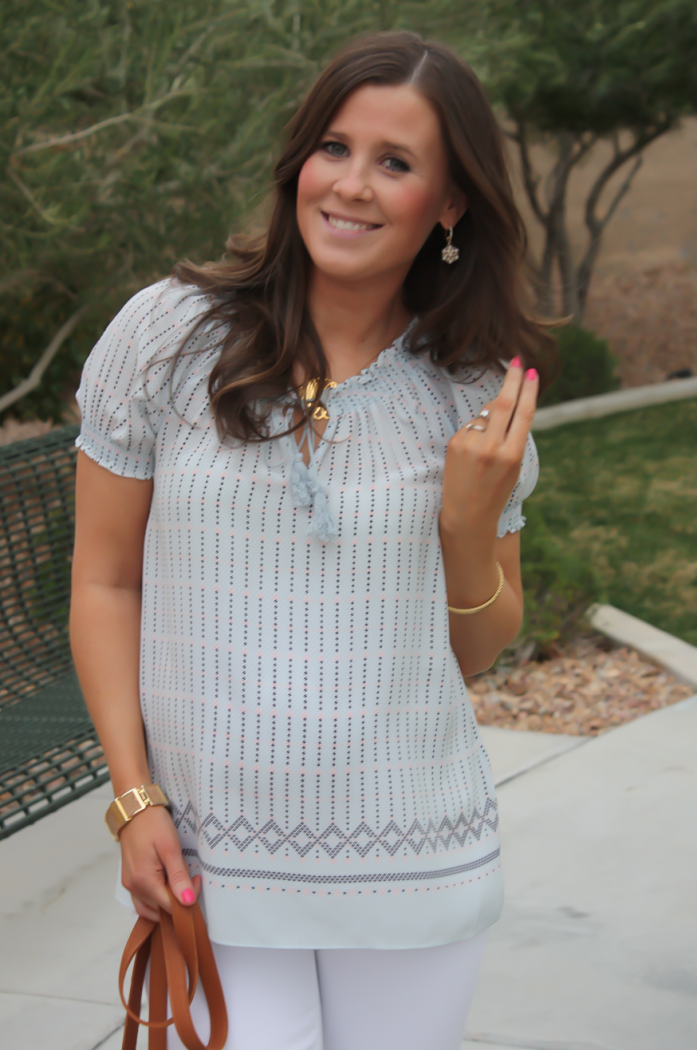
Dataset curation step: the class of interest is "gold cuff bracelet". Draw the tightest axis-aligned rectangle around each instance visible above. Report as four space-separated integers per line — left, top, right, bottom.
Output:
105 783 169 841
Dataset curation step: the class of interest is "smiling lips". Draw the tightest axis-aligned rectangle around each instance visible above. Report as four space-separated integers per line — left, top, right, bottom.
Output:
323 211 382 233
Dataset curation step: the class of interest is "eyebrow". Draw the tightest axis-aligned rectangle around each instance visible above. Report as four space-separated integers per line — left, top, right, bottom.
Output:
322 129 418 161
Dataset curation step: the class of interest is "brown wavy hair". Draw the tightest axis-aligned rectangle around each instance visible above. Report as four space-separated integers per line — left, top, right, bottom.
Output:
173 31 558 442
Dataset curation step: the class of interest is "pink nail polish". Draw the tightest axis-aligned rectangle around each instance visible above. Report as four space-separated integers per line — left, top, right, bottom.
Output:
182 888 195 904
510 356 521 368
526 368 538 381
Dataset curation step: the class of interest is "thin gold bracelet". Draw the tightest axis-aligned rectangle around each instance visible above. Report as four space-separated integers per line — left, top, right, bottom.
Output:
448 561 505 615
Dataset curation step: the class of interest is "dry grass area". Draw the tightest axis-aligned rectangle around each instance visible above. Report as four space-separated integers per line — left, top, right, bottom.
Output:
466 631 694 737
585 263 697 387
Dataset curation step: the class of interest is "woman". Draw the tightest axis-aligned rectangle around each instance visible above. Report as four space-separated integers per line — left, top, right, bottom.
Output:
71 31 556 1050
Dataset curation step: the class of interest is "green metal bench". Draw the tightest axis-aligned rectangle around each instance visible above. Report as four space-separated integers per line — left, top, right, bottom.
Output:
0 425 108 839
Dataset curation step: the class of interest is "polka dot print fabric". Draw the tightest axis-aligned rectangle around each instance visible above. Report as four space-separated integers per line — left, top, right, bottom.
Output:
76 280 539 948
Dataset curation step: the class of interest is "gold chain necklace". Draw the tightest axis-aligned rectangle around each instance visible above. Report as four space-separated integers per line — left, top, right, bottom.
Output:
297 378 337 421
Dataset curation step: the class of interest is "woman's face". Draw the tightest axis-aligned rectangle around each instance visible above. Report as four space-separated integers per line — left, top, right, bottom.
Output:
296 83 465 284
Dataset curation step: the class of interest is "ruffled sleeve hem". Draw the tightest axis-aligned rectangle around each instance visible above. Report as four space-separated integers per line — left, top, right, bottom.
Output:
75 422 155 480
496 513 527 539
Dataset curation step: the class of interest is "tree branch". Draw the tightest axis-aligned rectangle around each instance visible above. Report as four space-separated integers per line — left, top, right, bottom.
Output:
545 131 596 213
584 123 670 236
0 306 86 415
15 112 135 156
13 89 196 157
571 131 598 166
549 134 578 316
574 122 672 321
595 154 643 234
7 169 64 226
514 122 546 225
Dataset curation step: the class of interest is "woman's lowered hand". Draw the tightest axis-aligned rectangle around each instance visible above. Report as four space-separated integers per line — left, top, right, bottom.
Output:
119 804 202 922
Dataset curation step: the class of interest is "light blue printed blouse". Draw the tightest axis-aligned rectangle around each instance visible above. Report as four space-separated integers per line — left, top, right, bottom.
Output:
76 279 539 949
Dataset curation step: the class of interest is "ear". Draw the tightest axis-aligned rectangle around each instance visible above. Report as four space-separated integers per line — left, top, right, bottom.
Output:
438 187 468 231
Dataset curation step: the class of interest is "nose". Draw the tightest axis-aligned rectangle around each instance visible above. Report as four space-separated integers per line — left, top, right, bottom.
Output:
332 159 374 203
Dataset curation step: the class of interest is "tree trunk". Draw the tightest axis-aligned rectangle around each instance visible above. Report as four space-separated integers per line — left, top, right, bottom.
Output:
538 227 556 316
526 132 578 319
511 123 667 328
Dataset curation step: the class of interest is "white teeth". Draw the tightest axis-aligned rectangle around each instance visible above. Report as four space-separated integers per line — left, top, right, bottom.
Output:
326 214 375 231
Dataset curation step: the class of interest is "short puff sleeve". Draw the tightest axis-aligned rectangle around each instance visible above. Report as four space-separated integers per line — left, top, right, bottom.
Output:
449 363 540 539
76 280 183 479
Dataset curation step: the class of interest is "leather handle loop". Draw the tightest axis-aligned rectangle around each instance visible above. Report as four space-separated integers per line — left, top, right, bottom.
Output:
167 890 200 998
172 900 228 1050
119 889 228 1050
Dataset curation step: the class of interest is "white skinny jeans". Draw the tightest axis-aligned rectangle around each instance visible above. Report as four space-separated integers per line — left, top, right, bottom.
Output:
166 931 487 1050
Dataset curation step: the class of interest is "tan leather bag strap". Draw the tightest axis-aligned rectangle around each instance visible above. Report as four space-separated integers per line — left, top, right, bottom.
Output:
119 889 228 1050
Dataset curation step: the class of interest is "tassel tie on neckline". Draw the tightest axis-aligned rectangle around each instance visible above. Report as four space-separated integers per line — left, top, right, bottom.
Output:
266 397 349 543
264 404 336 541
289 456 337 541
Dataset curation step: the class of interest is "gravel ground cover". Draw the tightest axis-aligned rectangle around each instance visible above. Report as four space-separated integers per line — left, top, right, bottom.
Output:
466 630 694 736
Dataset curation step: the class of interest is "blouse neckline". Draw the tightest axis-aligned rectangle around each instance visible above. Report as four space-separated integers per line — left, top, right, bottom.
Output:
324 317 418 394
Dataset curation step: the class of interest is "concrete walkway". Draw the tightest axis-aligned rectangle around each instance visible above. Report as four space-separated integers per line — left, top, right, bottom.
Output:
1 706 694 1050
464 696 697 1050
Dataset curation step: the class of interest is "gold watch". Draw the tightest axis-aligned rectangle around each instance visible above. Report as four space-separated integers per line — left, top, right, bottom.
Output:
105 783 169 841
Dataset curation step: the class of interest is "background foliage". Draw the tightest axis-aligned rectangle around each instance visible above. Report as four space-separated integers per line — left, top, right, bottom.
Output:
515 398 697 656
3 0 697 418
0 0 477 420
539 326 620 407
483 0 697 322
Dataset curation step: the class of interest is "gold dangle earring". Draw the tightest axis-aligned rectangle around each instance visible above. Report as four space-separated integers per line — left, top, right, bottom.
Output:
441 225 459 264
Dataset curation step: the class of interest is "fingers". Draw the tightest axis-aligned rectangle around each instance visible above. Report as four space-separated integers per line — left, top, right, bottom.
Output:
467 357 537 453
443 358 537 535
134 897 160 923
483 356 525 441
503 364 538 453
163 842 198 906
120 806 198 920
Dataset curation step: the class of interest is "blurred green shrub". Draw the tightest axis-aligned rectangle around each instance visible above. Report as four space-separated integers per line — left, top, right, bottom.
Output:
539 326 621 407
505 498 603 662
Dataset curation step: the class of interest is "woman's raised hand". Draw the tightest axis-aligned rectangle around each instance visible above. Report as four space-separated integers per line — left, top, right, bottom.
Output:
119 805 201 922
440 357 538 538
